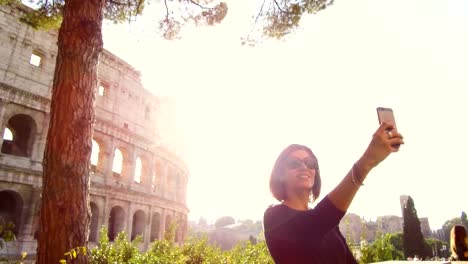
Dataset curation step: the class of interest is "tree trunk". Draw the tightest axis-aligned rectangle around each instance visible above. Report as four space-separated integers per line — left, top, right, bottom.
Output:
37 1 105 263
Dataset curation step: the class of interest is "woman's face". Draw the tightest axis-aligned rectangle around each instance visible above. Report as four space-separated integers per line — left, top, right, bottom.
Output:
283 149 317 195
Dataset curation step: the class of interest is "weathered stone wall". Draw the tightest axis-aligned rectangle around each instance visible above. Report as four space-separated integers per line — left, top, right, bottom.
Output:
0 3 188 256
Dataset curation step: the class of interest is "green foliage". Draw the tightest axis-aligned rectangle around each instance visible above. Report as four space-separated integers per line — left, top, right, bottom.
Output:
242 0 333 45
60 246 87 263
402 196 427 259
3 0 228 39
0 0 20 5
359 233 404 264
227 240 274 264
0 219 27 264
425 238 448 258
86 226 274 264
214 216 235 228
180 234 224 264
441 216 464 243
90 227 145 264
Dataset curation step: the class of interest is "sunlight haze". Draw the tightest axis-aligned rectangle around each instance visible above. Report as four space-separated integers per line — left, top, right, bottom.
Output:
102 0 468 230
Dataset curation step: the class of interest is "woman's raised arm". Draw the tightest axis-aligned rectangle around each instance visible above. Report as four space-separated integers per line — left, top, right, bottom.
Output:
328 122 404 212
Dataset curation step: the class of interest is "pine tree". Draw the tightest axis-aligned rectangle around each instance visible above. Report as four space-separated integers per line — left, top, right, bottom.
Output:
402 196 427 259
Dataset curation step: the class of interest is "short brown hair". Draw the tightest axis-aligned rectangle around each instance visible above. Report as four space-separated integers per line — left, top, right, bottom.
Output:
269 144 321 202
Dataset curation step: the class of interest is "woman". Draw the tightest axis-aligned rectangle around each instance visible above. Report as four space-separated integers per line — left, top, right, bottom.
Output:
450 225 468 261
264 122 404 264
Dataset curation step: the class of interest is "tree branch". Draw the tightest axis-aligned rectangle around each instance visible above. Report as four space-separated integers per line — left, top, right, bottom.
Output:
107 0 126 6
164 0 169 21
253 0 267 27
188 0 212 10
272 0 286 13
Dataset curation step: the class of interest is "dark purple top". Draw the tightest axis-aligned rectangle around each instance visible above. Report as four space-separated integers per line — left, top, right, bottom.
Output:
263 196 358 264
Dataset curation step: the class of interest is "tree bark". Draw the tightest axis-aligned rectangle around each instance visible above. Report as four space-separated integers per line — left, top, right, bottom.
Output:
37 0 105 263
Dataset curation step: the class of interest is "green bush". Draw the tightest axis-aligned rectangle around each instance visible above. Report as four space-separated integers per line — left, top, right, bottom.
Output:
87 227 273 264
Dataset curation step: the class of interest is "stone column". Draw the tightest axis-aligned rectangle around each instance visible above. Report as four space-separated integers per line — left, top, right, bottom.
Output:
160 208 167 240
101 196 109 233
144 205 153 249
0 99 7 149
126 202 134 240
145 154 154 193
104 137 115 185
162 164 168 199
20 185 40 239
19 185 41 253
126 146 136 184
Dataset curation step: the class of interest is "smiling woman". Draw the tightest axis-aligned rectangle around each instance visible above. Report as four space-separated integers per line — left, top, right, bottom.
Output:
263 122 404 264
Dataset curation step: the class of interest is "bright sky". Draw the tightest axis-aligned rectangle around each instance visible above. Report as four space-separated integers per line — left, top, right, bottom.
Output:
102 0 468 230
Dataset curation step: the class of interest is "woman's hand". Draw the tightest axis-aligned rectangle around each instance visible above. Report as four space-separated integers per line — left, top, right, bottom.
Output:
358 122 404 172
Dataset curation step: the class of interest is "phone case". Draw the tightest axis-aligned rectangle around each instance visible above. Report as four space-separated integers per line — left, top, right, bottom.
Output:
376 107 397 131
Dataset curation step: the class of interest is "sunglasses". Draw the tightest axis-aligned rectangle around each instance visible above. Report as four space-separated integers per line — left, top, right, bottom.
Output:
286 157 318 170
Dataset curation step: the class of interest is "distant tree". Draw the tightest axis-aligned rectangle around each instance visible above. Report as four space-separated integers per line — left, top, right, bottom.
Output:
388 232 403 254
215 216 235 228
425 238 448 259
359 233 404 264
198 217 208 227
441 214 466 243
461 211 468 230
360 217 368 244
403 196 427 259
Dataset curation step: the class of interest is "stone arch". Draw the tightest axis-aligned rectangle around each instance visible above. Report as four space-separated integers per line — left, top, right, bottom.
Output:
166 166 176 200
91 135 109 174
152 160 164 193
90 140 100 173
89 202 99 242
0 190 23 236
150 212 161 241
1 114 37 157
134 154 151 184
131 210 146 241
108 206 125 241
134 157 142 183
112 148 124 177
112 145 131 179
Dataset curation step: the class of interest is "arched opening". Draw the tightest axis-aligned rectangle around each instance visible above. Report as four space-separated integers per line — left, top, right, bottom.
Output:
3 127 13 140
108 206 125 241
1 114 37 157
112 148 123 177
131 210 146 241
89 202 99 242
150 212 160 241
30 50 44 67
90 140 100 173
0 191 23 236
151 172 156 192
134 157 142 183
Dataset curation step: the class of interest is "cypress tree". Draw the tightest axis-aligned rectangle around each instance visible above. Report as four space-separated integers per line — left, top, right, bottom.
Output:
403 196 427 259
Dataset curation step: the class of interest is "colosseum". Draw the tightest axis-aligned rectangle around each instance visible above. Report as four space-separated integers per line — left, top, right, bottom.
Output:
0 3 189 257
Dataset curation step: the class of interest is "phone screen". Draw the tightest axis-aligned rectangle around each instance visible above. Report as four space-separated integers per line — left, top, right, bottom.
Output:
376 107 397 131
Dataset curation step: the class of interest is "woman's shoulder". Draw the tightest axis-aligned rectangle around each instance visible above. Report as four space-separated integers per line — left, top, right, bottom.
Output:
264 204 294 222
264 204 288 218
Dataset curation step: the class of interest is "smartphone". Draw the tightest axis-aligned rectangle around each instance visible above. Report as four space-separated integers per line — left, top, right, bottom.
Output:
377 107 400 149
376 107 397 131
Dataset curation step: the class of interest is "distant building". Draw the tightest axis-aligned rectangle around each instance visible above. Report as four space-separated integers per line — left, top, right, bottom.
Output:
339 195 433 244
